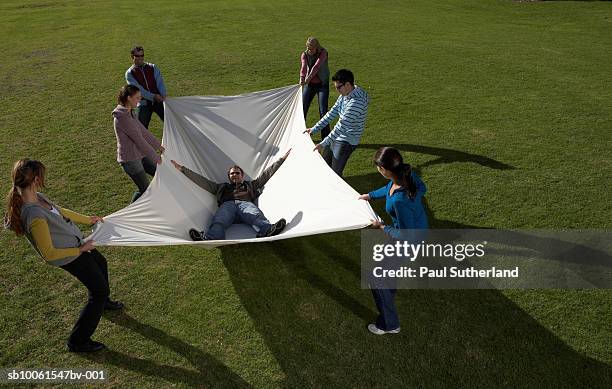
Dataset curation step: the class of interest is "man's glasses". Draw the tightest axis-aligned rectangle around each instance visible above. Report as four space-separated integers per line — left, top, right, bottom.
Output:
133 54 144 58
229 172 242 176
334 82 345 90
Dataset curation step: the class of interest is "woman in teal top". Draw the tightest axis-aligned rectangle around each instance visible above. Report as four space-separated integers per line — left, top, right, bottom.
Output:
359 146 429 335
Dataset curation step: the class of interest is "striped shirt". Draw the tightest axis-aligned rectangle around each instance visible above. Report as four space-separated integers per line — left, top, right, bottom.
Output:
311 85 369 147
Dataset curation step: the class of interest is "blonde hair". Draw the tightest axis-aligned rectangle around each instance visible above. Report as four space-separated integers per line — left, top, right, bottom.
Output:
306 37 321 50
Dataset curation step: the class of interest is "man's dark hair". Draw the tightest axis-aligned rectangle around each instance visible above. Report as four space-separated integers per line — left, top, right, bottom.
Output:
332 69 354 85
227 165 244 179
131 46 144 56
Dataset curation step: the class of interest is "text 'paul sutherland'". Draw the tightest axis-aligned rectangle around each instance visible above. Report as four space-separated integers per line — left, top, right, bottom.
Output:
372 266 520 279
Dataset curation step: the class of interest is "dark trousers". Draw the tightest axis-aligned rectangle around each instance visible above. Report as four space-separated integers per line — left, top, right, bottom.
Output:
322 140 357 178
121 156 157 203
303 82 330 140
137 100 164 129
60 249 110 346
371 288 400 331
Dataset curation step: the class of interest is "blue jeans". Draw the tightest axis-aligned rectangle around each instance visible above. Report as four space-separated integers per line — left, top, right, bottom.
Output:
323 140 357 178
303 82 330 140
371 288 399 331
137 100 164 129
120 156 157 203
205 200 272 240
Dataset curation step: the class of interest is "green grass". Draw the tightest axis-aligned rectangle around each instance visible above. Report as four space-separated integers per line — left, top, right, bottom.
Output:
1 0 611 387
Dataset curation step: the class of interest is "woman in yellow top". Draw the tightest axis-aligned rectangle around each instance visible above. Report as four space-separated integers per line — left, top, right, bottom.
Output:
5 159 123 353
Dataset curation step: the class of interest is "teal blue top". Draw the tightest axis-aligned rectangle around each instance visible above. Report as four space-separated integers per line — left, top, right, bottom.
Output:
368 173 429 239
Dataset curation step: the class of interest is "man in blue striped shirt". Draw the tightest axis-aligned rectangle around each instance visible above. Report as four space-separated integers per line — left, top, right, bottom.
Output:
304 69 369 177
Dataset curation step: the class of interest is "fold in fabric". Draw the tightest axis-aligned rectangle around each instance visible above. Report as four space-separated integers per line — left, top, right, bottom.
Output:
89 85 378 247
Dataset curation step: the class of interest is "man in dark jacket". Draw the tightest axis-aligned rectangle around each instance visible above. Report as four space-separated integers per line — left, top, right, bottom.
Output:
170 149 291 240
125 46 167 129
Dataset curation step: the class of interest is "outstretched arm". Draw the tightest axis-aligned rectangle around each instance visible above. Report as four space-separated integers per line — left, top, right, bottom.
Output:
171 160 220 194
251 149 291 191
59 207 103 225
368 184 389 200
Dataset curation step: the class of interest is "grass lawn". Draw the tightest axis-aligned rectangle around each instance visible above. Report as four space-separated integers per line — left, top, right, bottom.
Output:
1 0 611 387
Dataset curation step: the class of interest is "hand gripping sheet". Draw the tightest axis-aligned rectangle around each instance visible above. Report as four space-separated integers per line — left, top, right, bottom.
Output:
89 85 378 247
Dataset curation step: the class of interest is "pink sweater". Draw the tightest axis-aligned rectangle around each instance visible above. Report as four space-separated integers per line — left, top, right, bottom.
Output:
112 105 162 163
300 48 328 84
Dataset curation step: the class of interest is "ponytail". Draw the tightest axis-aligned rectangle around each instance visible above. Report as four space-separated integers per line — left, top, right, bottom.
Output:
5 185 25 235
5 159 46 236
397 163 417 199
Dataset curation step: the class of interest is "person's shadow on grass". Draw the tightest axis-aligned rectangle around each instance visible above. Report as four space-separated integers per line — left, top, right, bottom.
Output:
219 144 611 387
359 143 516 171
82 312 250 388
221 237 612 388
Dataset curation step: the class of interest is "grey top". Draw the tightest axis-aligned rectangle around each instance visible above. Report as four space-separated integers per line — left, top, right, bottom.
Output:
20 193 84 266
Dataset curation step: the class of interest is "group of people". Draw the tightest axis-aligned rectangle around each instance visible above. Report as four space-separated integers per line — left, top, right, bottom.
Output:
301 38 429 335
4 38 428 353
301 37 370 178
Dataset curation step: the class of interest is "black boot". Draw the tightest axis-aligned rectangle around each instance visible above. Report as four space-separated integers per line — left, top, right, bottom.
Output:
67 340 106 353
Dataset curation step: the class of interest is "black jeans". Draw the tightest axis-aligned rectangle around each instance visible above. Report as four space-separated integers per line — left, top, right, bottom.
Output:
137 100 164 129
60 249 110 346
121 156 157 203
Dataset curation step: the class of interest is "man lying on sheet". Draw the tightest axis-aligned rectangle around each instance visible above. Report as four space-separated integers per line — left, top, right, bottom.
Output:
170 149 291 241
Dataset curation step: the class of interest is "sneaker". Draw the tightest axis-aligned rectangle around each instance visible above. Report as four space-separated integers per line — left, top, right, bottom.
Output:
267 218 287 237
189 229 204 241
67 340 106 353
367 323 400 335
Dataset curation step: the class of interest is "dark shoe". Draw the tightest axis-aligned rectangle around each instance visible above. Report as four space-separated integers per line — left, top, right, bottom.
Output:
67 340 106 353
104 299 124 311
267 218 287 237
189 228 204 241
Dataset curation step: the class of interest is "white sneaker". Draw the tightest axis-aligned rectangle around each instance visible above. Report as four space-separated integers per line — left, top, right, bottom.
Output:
368 323 400 335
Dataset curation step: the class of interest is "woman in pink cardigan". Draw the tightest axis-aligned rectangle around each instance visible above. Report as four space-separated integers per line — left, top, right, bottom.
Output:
112 85 164 202
300 37 331 141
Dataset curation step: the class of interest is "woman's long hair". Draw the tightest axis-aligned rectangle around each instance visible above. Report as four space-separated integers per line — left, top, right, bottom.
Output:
373 147 417 199
5 159 46 235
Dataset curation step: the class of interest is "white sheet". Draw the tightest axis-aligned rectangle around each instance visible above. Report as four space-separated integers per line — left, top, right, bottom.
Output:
89 85 378 247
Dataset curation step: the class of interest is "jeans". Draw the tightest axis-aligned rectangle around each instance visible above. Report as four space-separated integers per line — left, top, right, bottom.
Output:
137 100 164 129
322 140 357 178
60 249 110 346
120 157 157 203
370 288 400 331
205 200 272 240
303 82 330 140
